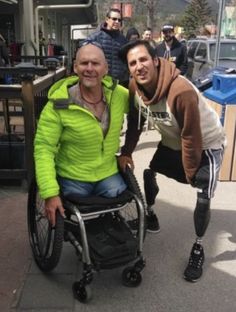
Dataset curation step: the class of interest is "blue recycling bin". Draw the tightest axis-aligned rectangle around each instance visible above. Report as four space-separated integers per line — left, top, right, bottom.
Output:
204 74 236 104
203 74 236 125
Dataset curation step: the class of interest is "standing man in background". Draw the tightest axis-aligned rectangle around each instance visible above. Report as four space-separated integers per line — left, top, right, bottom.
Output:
88 8 129 87
142 27 153 41
156 24 188 75
142 27 157 49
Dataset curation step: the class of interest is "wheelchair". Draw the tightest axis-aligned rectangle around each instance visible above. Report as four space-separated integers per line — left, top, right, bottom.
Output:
27 166 146 303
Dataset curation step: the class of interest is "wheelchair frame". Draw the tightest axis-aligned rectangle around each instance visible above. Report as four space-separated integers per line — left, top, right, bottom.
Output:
27 167 146 303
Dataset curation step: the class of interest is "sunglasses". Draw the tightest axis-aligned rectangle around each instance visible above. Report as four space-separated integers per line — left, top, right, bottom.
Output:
79 39 102 50
109 17 122 22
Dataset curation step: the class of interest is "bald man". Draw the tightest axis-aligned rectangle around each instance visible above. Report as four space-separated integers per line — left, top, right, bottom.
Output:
34 42 129 226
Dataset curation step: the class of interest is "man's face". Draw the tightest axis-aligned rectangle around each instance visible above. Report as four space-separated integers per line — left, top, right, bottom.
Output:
126 45 158 88
74 44 108 88
106 11 122 31
163 29 174 43
142 30 152 41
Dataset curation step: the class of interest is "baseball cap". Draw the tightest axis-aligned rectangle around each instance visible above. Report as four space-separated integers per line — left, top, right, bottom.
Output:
162 24 174 32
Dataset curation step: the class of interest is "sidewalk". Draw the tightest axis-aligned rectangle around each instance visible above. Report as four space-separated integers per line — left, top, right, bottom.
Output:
1 130 236 312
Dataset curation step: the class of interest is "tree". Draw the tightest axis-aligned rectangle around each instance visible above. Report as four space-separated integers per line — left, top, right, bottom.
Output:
181 0 213 38
137 0 157 29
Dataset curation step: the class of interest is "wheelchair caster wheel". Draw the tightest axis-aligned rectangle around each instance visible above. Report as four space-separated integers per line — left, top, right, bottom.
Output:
72 282 92 303
122 267 142 287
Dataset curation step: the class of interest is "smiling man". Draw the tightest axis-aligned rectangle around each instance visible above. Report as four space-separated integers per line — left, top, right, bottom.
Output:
156 24 188 75
118 39 226 282
88 8 129 87
34 42 129 227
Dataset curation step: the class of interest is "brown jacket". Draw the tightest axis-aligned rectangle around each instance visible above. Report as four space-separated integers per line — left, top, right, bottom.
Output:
122 58 225 182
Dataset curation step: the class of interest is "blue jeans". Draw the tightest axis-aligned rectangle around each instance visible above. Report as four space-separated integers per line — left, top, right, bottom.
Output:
58 173 127 198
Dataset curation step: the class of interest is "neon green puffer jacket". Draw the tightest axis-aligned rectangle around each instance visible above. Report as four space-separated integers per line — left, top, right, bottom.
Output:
34 75 129 199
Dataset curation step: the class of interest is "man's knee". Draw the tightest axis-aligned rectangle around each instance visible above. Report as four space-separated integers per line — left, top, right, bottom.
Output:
97 173 127 197
194 193 211 237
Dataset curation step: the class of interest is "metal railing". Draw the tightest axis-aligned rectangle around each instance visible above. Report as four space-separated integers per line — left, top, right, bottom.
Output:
0 66 66 188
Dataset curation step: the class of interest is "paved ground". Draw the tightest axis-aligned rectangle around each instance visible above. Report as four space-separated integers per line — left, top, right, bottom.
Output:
1 129 236 312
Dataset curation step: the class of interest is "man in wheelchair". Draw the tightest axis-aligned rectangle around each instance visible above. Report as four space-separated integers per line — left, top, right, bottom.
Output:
34 40 129 227
32 42 146 301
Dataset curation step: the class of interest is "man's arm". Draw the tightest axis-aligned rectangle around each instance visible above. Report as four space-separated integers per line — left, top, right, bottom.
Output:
173 86 202 183
119 101 145 171
34 102 65 224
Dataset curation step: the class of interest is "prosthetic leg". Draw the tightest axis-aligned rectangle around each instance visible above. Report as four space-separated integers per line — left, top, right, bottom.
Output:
184 192 211 282
143 169 160 233
194 192 211 241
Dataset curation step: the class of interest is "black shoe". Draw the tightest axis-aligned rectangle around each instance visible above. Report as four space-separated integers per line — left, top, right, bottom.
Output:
146 213 160 233
184 243 205 282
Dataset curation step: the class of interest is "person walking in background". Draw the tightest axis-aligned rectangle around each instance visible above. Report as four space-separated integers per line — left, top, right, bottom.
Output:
156 24 188 75
142 27 153 41
142 27 157 49
126 27 140 42
118 39 226 282
88 8 129 87
0 33 10 67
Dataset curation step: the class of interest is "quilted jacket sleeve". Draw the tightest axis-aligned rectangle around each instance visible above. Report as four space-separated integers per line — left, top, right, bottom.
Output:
34 102 63 199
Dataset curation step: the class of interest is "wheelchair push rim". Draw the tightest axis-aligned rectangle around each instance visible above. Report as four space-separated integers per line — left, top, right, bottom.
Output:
27 180 64 272
119 166 146 241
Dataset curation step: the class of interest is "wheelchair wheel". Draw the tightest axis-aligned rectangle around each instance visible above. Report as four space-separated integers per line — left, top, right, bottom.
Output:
27 180 64 272
120 166 146 239
72 282 92 303
122 266 142 287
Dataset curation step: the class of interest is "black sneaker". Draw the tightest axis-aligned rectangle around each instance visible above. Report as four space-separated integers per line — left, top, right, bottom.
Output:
146 213 160 233
184 243 205 282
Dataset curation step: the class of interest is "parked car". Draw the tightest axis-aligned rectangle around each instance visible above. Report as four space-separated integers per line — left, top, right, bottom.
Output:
186 38 236 81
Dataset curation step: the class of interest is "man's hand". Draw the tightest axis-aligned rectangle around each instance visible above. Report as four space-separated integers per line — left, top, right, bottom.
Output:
44 196 65 227
118 155 134 172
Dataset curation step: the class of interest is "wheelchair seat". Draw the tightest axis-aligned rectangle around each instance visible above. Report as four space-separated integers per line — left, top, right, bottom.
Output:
62 189 134 214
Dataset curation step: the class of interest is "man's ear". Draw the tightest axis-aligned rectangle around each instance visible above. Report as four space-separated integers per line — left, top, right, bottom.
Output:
153 56 159 66
104 63 108 76
73 61 77 74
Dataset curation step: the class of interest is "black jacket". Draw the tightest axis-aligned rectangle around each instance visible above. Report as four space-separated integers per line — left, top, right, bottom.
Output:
88 23 129 83
156 37 188 75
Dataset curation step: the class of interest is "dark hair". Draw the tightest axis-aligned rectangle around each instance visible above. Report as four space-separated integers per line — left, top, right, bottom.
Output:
143 27 152 33
126 27 140 41
119 39 156 65
106 8 121 18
